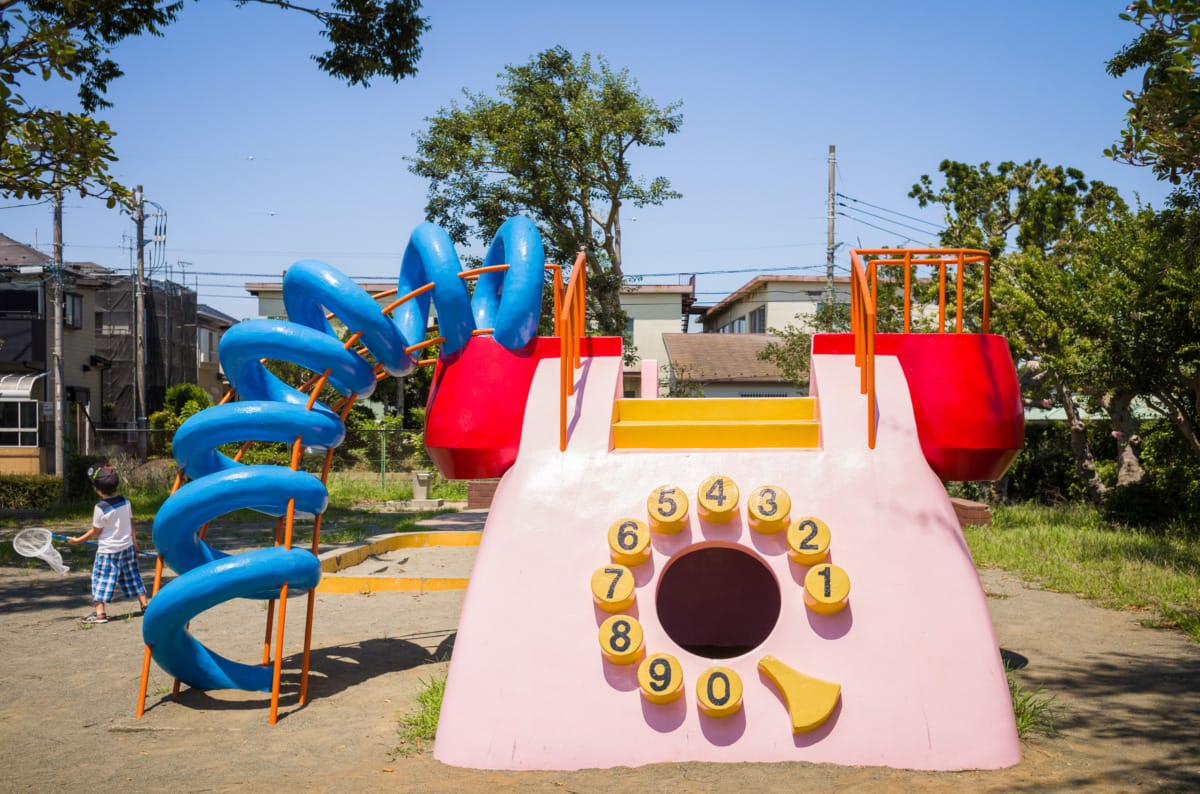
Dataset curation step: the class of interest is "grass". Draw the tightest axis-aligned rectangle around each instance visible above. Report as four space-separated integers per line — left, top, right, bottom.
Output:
965 502 1200 642
1007 667 1056 738
393 673 446 756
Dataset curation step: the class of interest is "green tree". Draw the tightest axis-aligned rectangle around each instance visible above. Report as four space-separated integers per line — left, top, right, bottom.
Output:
911 160 1137 500
1107 0 1200 183
409 46 684 339
756 303 851 392
1 1 429 202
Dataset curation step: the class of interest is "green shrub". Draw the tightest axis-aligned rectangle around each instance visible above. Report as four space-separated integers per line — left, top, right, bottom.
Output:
0 475 61 510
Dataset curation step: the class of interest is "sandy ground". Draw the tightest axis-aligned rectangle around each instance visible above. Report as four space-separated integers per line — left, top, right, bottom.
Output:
1 513 1198 793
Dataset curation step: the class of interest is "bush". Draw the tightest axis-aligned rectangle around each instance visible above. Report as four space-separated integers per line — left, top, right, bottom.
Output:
0 475 61 510
1004 422 1116 504
1102 421 1200 530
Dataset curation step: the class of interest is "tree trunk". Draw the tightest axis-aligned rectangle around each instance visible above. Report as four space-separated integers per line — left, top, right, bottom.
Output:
1059 379 1108 502
1155 390 1200 459
1102 390 1145 486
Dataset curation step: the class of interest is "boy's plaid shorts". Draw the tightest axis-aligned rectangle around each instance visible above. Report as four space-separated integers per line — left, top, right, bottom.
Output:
91 547 147 603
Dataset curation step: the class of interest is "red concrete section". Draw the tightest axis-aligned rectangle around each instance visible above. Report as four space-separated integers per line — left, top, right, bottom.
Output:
813 333 1024 481
425 335 622 480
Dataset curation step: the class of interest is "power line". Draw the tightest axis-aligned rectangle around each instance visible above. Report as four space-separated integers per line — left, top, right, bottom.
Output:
837 204 943 238
836 193 944 231
836 211 927 244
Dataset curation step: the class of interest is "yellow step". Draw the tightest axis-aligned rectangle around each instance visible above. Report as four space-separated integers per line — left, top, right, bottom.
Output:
612 418 819 449
615 397 816 422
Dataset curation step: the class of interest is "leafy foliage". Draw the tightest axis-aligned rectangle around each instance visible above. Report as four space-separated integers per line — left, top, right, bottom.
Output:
409 46 683 337
147 382 211 455
1107 1 1200 183
0 1 429 202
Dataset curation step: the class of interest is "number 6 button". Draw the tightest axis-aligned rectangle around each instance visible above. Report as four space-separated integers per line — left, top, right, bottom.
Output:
608 518 651 566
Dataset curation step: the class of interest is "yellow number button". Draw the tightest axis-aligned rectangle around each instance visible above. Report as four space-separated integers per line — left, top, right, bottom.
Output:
696 666 743 718
747 485 791 534
647 485 688 533
697 475 739 524
591 564 635 612
803 563 851 615
608 518 651 566
637 653 684 704
787 516 831 565
598 614 645 665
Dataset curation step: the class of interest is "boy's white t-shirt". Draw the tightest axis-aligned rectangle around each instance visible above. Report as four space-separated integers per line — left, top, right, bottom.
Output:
93 496 135 554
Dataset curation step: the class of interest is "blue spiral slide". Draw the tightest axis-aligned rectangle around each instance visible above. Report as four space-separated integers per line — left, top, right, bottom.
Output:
142 218 545 691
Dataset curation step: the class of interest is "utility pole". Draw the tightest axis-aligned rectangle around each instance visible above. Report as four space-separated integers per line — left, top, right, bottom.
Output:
51 186 66 497
133 185 148 460
824 144 837 307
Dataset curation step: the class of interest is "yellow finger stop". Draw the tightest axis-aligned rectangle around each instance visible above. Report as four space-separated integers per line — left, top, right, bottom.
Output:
757 655 842 733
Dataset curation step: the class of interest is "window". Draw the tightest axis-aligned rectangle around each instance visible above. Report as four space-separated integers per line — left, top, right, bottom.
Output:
624 316 635 341
199 328 218 363
65 293 83 329
0 286 41 317
749 306 766 333
731 315 746 334
0 401 38 447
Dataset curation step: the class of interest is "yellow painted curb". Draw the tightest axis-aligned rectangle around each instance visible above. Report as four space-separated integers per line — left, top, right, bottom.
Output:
315 576 471 594
319 530 481 574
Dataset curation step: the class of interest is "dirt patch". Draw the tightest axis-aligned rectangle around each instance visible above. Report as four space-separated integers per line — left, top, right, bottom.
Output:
1 525 1198 792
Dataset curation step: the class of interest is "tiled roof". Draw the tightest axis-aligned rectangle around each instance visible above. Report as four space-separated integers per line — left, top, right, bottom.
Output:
662 333 796 383
0 234 48 266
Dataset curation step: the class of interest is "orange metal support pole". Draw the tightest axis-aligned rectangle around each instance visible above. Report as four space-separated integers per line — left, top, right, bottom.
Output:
938 263 947 332
903 252 912 334
136 470 185 717
955 256 965 333
982 255 991 334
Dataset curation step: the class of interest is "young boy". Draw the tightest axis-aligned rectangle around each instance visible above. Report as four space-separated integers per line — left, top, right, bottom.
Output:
69 465 150 624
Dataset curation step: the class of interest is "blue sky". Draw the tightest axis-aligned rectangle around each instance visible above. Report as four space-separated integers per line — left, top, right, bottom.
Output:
0 1 1175 321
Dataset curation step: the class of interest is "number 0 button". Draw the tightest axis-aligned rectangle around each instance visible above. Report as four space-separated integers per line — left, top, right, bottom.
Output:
697 474 739 524
803 563 850 615
646 485 688 533
598 614 645 665
696 666 743 718
637 653 684 704
608 518 651 566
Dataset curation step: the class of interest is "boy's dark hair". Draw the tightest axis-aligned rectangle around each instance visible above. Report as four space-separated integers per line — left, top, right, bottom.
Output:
89 465 120 494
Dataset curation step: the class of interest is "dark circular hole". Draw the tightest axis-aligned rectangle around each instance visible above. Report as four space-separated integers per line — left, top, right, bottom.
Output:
655 544 781 659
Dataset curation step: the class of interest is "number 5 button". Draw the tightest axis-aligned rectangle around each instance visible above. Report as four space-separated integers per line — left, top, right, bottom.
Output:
647 485 688 533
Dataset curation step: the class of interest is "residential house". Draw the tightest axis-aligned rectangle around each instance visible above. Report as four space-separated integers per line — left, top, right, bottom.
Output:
620 279 703 397
197 304 236 404
701 275 851 335
0 233 203 475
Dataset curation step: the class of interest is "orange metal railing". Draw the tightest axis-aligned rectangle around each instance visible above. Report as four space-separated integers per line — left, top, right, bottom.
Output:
847 248 991 450
558 251 588 451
